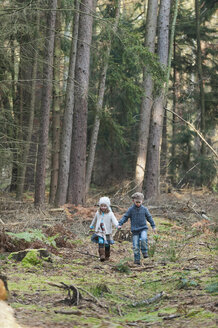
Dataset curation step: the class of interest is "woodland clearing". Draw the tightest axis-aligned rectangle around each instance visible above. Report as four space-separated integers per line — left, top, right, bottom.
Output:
0 188 217 328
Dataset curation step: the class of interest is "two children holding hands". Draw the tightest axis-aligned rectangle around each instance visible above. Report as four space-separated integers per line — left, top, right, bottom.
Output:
90 192 156 265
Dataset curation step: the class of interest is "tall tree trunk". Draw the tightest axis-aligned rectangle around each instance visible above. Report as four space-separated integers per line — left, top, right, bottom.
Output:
135 0 159 191
67 0 94 205
49 0 62 204
144 0 171 199
160 0 179 180
85 0 121 194
16 5 40 200
34 0 57 207
54 0 80 207
195 0 206 183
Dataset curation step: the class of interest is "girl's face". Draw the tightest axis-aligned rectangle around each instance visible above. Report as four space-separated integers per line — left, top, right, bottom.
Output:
134 199 142 207
100 204 108 212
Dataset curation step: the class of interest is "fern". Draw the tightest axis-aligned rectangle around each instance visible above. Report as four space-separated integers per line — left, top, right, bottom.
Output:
6 229 58 247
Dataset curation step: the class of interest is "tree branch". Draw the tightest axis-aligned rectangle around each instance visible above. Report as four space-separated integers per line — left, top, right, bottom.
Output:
166 108 218 157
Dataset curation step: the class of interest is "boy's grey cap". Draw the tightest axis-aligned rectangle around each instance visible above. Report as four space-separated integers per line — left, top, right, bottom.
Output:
131 192 144 201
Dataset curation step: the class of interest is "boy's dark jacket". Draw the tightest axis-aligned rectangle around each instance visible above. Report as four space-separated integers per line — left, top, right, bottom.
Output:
119 204 155 233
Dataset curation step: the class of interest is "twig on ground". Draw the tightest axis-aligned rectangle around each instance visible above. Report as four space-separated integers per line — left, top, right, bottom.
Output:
54 310 83 315
117 304 123 316
132 291 164 307
128 265 155 272
78 287 108 309
0 218 5 225
46 281 81 305
75 250 99 258
163 314 181 320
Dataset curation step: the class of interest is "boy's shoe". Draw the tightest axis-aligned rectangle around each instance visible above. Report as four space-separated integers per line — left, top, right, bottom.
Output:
134 260 141 265
143 253 148 258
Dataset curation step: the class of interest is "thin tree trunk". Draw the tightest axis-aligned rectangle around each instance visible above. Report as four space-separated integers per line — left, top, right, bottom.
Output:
54 0 80 207
85 0 121 194
34 0 57 207
135 0 159 191
145 0 171 199
49 0 62 204
170 40 178 185
195 0 206 182
10 39 26 192
67 0 94 205
16 6 40 200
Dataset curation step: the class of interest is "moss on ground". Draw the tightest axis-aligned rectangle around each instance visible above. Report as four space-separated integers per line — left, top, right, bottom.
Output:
1 200 217 328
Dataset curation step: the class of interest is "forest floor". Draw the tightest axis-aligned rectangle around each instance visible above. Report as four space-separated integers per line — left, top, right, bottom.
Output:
0 187 217 328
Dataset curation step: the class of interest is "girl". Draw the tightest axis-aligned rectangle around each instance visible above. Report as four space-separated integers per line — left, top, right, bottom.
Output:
90 196 118 261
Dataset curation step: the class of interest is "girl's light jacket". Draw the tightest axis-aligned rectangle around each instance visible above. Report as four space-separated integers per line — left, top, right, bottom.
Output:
91 211 118 239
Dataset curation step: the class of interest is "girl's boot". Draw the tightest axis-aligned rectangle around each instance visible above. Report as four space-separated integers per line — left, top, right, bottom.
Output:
105 245 110 260
98 245 105 261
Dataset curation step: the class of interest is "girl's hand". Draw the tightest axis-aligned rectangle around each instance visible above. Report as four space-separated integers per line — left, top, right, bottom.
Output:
117 225 121 230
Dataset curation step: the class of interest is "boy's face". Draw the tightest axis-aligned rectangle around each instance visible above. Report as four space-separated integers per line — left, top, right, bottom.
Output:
133 199 142 207
100 204 108 212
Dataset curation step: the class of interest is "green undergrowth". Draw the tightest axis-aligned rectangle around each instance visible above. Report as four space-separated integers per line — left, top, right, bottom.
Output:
6 229 59 248
1 214 217 327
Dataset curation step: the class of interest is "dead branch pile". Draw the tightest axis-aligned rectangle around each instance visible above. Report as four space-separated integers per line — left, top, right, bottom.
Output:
44 224 76 248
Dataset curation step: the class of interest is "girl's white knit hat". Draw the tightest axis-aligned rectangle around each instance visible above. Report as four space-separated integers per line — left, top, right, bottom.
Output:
98 196 111 208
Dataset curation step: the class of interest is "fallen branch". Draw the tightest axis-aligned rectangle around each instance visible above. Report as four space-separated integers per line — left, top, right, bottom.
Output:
75 250 99 258
54 310 83 315
117 304 123 316
46 281 81 305
78 287 108 309
187 201 208 220
132 291 164 307
49 208 65 213
163 314 181 320
129 265 155 272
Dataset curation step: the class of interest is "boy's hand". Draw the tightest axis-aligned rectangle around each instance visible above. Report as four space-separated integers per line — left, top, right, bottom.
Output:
152 228 157 233
117 225 121 230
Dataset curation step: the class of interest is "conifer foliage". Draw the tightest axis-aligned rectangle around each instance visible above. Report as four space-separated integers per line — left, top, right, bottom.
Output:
0 0 217 205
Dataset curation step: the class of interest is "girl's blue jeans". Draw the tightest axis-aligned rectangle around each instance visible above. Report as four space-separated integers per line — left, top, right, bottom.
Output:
132 229 147 262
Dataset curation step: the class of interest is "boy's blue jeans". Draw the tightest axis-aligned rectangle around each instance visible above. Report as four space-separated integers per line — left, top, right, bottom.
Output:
132 229 148 262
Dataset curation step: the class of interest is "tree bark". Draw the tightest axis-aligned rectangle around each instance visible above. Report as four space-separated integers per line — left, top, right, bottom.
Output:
195 0 206 182
85 0 121 194
54 0 80 206
16 5 40 200
170 41 179 185
49 0 62 204
34 0 57 207
145 0 171 199
161 0 179 180
135 0 159 191
67 0 94 205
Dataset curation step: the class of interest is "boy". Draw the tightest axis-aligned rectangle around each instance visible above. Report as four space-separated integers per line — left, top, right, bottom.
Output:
118 192 156 265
